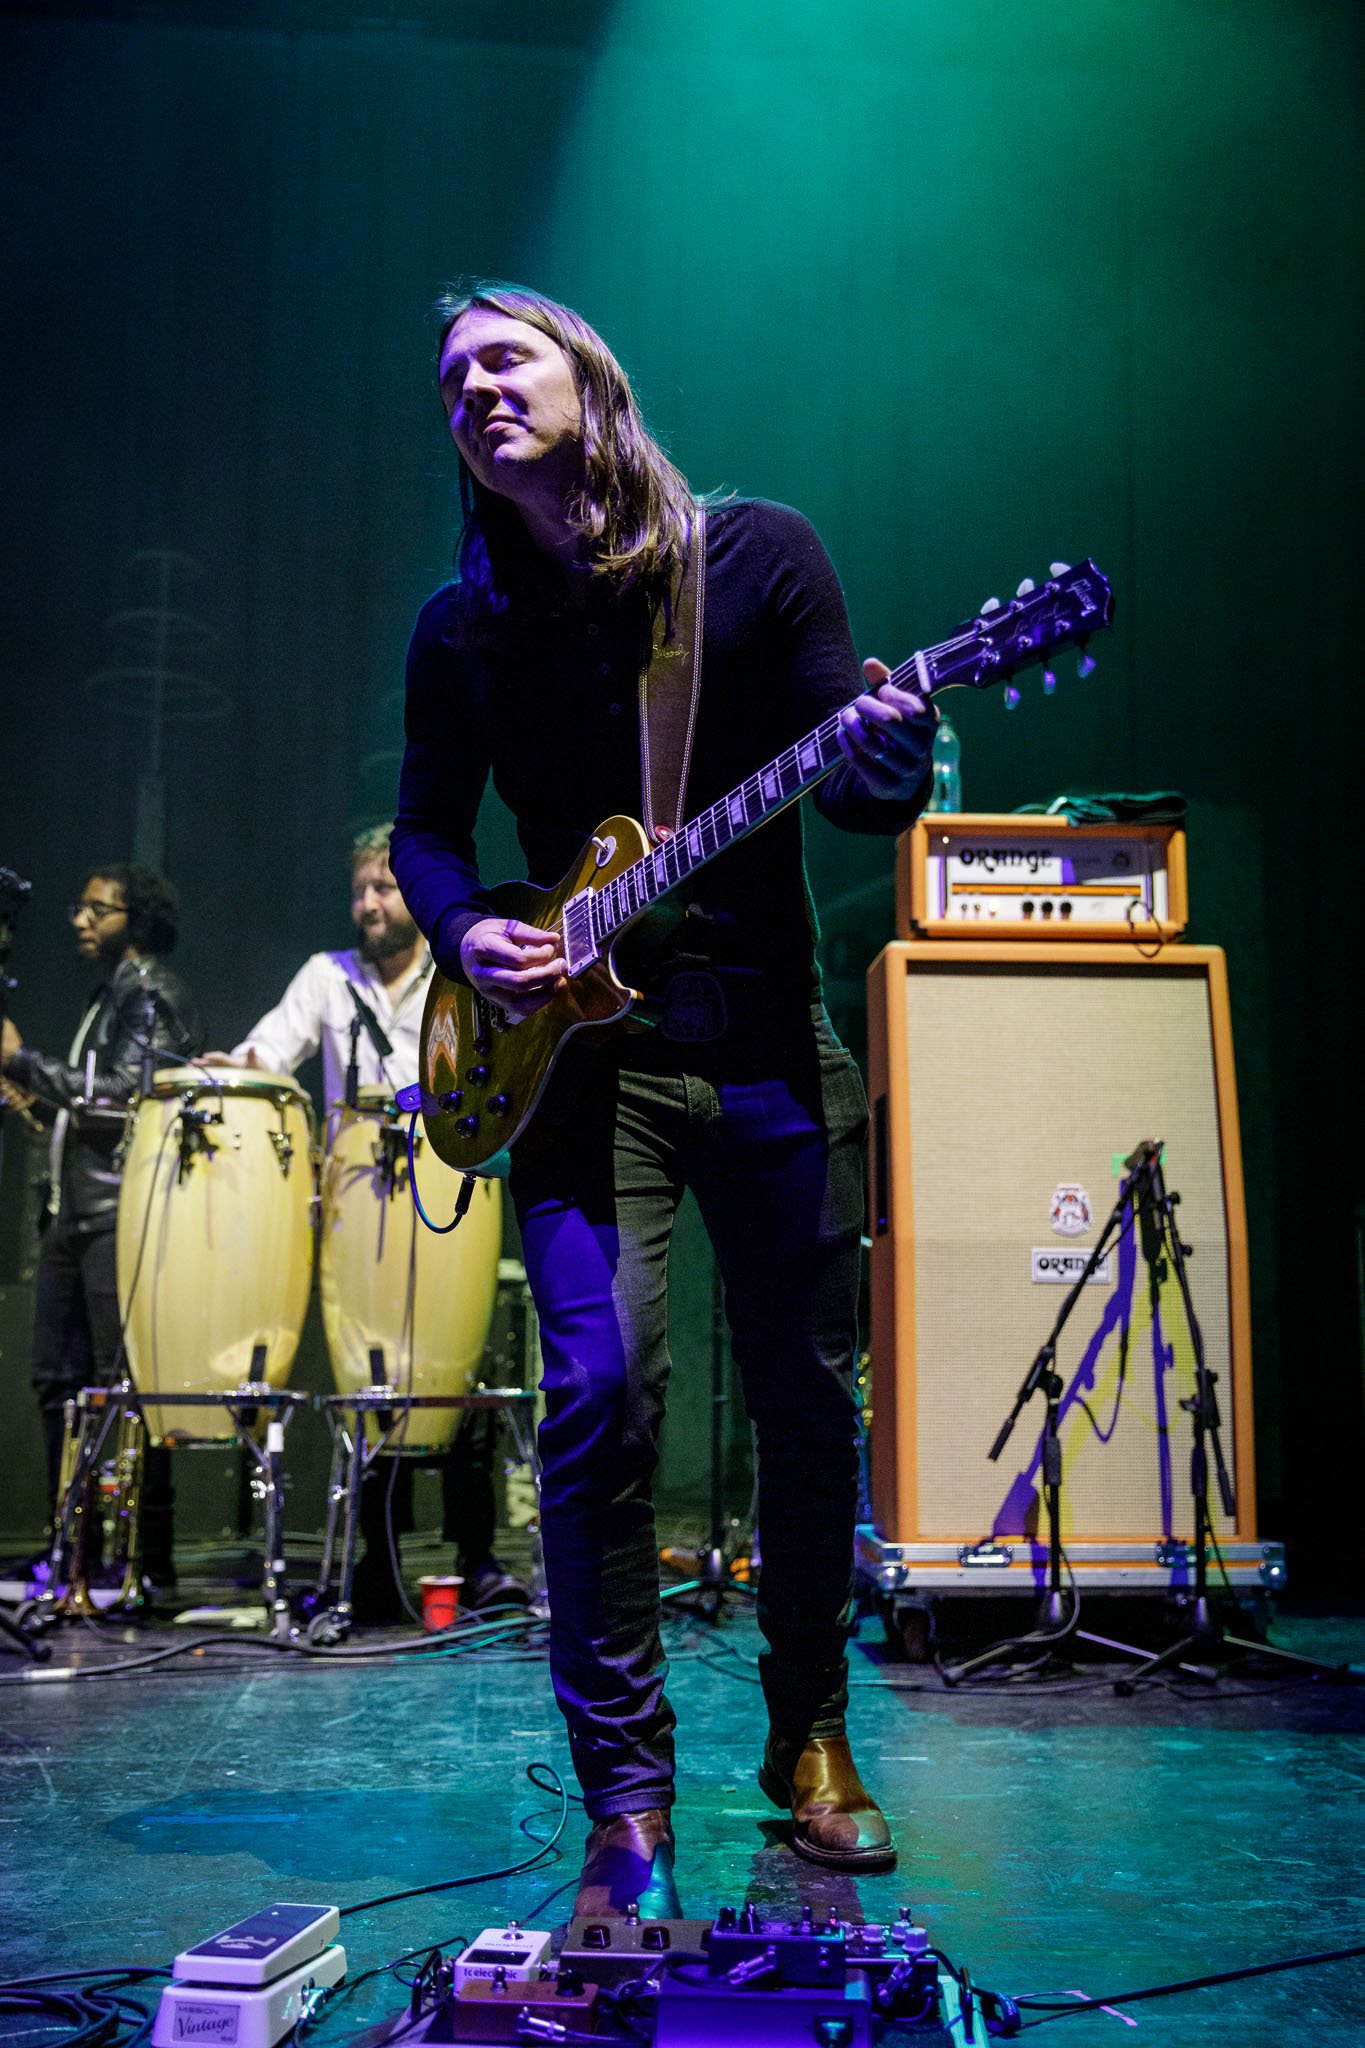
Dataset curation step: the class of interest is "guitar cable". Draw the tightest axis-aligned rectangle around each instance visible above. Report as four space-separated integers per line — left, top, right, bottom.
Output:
404 1109 475 1234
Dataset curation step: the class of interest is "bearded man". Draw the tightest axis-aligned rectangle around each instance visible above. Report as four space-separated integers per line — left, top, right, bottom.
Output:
222 825 527 1618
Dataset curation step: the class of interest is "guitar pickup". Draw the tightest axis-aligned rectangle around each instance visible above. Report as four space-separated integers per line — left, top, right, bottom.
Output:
561 894 599 976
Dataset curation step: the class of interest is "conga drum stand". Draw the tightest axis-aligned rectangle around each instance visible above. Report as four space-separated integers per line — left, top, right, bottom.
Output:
313 1388 540 1642
36 1383 308 1638
32 1382 138 1627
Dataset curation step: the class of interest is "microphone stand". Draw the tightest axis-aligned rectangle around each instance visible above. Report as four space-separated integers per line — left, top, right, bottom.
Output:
344 1013 362 1109
0 871 53 1658
944 1153 1153 1683
345 978 393 1107
949 1142 1355 1690
1108 1149 1348 1689
662 1253 752 1623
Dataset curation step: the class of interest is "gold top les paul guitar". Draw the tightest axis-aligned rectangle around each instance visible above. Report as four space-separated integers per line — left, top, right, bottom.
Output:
407 561 1113 1177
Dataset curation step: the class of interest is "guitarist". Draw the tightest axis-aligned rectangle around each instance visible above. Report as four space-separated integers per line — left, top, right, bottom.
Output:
391 283 935 1917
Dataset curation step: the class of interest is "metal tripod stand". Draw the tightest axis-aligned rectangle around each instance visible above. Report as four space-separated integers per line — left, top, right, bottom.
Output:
661 1254 755 1622
943 1146 1156 1682
947 1142 1350 1688
1107 1144 1344 1687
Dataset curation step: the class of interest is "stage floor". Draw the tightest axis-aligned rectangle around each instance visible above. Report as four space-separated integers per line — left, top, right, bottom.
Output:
2 1587 1364 2045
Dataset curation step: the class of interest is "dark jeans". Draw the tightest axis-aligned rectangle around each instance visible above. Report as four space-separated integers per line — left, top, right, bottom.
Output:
511 1003 867 1820
30 1218 175 1574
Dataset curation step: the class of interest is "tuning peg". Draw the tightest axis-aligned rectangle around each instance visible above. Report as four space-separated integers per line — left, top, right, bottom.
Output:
1004 685 1021 710
1049 561 1071 576
1042 667 1057 694
1015 577 1036 598
979 596 1002 615
1076 651 1096 678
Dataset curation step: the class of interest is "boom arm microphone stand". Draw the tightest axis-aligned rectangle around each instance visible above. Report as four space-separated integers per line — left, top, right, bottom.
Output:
1111 1145 1346 1687
943 1150 1156 1683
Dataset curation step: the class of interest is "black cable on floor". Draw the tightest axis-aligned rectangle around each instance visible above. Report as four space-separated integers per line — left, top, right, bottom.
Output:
1015 1937 1365 2028
337 1761 570 1917
0 1608 547 1685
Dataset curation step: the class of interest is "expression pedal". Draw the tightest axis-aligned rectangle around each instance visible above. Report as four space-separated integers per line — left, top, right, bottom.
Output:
152 1903 345 2048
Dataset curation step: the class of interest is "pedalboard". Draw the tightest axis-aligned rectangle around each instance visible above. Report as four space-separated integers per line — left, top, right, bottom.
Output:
154 1903 345 2048
404 1905 982 2045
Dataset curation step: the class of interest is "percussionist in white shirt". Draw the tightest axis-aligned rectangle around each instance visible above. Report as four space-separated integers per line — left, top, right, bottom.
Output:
229 825 432 1135
210 825 529 1620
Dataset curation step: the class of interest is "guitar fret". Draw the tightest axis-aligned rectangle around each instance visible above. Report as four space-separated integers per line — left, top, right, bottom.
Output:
428 563 1113 1178
592 562 1113 945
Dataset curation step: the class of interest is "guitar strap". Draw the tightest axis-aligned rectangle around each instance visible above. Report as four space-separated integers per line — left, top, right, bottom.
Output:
639 508 706 844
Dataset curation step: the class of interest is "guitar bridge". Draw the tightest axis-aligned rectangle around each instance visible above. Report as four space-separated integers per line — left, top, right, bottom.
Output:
561 892 598 976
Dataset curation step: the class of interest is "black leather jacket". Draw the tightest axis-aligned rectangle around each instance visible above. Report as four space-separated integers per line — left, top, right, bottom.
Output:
4 955 205 1225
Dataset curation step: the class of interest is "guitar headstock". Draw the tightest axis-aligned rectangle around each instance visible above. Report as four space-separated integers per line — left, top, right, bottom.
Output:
924 559 1113 706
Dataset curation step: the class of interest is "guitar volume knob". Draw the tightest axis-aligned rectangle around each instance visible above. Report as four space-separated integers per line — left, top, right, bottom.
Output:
488 1093 509 1115
457 1114 480 1136
439 1089 464 1111
466 1064 489 1085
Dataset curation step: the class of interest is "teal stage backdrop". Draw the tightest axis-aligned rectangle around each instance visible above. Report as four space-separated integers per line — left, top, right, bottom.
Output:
1 0 1360 1576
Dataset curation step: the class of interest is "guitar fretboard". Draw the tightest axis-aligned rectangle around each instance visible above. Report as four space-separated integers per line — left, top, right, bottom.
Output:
578 559 1110 948
586 646 943 944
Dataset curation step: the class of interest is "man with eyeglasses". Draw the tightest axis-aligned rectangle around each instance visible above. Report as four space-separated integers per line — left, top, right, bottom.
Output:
1 864 203 1592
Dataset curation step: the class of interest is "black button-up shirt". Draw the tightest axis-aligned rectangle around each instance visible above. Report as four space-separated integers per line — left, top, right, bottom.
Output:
391 498 929 1001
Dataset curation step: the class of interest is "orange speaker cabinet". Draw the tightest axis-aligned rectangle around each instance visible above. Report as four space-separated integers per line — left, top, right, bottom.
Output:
866 941 1256 1558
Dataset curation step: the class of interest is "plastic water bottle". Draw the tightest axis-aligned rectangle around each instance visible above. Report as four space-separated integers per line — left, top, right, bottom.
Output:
928 714 962 812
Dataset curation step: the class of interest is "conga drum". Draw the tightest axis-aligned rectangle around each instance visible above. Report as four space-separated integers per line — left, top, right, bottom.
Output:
319 1088 501 1449
115 1067 315 1442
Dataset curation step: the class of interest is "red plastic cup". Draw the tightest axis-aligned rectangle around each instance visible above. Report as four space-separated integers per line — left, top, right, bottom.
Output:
418 1574 463 1631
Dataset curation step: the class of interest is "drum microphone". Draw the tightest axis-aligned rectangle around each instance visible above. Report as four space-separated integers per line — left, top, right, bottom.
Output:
345 981 393 1060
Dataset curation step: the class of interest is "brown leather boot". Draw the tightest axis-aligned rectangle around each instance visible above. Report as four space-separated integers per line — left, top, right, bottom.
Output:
573 1809 681 1919
759 1733 897 1871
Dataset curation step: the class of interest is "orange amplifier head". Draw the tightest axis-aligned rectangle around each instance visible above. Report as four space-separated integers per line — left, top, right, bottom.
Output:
897 813 1187 943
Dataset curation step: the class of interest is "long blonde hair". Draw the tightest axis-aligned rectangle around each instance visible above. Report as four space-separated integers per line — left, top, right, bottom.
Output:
434 283 696 609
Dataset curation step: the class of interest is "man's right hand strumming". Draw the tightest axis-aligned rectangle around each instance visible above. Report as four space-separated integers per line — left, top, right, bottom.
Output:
459 916 567 1024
